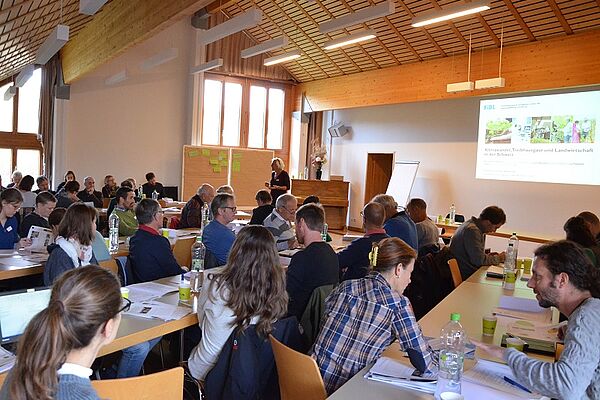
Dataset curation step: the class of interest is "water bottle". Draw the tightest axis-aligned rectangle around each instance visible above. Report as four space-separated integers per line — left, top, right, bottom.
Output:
152 190 158 200
509 232 519 260
108 212 120 252
190 236 205 293
321 222 328 241
435 313 466 398
201 203 211 232
449 203 456 224
504 243 517 290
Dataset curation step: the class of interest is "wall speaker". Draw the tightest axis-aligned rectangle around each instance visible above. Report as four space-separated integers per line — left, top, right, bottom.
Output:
328 122 349 137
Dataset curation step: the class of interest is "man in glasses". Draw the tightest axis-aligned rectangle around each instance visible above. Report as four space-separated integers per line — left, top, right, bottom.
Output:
264 193 298 251
202 193 237 265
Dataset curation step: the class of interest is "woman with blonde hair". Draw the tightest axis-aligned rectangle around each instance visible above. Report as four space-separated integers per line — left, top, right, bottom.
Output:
265 157 290 206
188 225 288 380
0 266 126 400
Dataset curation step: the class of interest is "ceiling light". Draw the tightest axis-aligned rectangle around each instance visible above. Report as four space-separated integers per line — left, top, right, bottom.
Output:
241 37 288 59
319 0 395 34
79 0 108 15
198 8 262 45
3 86 16 101
105 69 128 86
324 30 376 50
140 48 179 71
190 59 224 74
446 81 474 93
264 50 302 66
412 0 491 28
15 64 34 87
36 24 69 65
475 77 505 89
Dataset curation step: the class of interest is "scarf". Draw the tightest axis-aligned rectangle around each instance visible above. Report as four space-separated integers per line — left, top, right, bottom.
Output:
56 236 93 268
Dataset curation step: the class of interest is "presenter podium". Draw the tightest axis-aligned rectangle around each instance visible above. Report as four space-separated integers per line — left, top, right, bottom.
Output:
291 179 349 230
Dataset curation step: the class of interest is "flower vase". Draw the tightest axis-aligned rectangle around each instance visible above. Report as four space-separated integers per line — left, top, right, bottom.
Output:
316 168 323 180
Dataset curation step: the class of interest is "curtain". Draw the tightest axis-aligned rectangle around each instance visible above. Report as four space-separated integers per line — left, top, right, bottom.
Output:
306 111 323 178
38 55 60 185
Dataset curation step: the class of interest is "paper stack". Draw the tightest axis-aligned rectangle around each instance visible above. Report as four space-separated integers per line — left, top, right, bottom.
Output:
365 357 437 393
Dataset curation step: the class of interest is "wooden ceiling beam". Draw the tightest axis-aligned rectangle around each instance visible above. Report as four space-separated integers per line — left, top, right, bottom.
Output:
205 0 237 14
502 0 536 41
427 0 470 51
0 0 77 32
60 0 212 83
546 0 573 35
394 0 446 57
0 0 33 17
475 14 500 47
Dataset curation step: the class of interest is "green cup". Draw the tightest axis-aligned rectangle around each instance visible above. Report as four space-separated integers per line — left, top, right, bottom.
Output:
120 287 129 299
506 337 526 351
482 314 497 336
504 270 517 289
179 282 191 301
523 258 533 274
162 229 170 238
515 258 524 270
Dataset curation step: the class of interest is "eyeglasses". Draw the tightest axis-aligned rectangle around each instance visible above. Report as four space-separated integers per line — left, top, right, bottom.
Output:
283 206 296 214
119 297 132 314
221 206 237 212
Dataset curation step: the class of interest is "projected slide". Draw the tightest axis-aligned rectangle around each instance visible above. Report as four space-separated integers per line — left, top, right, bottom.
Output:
476 91 600 185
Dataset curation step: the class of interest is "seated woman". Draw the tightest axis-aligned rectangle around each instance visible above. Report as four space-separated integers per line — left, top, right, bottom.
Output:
17 174 37 209
188 225 288 381
0 266 125 400
313 237 434 394
564 216 600 266
0 188 31 250
44 203 98 286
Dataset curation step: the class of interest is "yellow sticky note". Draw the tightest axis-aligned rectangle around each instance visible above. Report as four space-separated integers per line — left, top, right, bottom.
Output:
213 166 221 173
188 150 199 157
209 159 219 165
232 153 242 159
220 160 228 167
232 162 241 172
219 151 227 158
201 149 210 157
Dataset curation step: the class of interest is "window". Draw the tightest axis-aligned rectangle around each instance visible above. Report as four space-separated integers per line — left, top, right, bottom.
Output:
200 74 291 157
17 68 41 134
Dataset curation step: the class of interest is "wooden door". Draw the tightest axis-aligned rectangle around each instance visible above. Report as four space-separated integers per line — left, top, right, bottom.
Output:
364 154 393 204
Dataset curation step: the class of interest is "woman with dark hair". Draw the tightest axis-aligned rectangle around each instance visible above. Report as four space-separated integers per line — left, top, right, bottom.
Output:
56 170 76 192
313 237 434 394
44 203 99 285
0 266 125 400
56 181 81 209
564 216 600 266
18 174 37 209
0 188 32 249
188 225 288 380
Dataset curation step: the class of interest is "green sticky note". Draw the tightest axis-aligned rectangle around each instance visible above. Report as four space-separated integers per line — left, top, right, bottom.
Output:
232 153 242 159
213 166 221 173
219 151 227 158
201 149 210 157
232 162 241 172
188 150 199 157
209 159 219 165
220 160 228 167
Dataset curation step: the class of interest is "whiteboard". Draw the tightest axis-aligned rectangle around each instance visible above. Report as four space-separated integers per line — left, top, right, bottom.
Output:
386 161 420 207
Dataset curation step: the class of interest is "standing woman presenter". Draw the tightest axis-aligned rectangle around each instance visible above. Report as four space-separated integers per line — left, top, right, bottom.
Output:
265 157 290 207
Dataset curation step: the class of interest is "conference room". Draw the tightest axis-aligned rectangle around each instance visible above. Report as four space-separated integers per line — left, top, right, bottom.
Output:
1 0 600 398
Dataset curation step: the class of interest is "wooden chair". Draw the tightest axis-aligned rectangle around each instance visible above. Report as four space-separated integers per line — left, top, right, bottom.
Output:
172 237 195 267
447 258 463 288
269 335 327 400
92 366 183 399
102 198 111 208
98 258 119 276
0 372 6 389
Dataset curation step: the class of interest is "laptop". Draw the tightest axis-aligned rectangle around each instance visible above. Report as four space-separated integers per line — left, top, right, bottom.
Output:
0 288 51 344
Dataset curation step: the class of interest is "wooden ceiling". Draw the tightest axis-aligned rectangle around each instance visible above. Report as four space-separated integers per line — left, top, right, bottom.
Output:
210 0 600 82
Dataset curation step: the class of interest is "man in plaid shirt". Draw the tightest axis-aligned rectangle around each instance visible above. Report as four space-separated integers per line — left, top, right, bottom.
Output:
313 238 434 394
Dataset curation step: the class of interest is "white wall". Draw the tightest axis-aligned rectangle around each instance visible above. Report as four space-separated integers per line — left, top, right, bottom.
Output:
54 20 195 193
329 96 600 239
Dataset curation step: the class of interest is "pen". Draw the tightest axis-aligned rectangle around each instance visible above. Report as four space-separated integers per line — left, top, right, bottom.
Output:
504 376 532 393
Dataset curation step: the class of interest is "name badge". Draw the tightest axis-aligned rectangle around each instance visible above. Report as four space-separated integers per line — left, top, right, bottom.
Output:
6 226 12 232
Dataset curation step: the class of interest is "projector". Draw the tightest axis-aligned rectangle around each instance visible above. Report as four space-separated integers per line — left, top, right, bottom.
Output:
446 81 474 93
475 77 506 90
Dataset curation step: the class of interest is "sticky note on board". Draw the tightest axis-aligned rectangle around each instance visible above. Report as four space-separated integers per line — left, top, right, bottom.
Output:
209 159 219 165
201 149 210 157
188 150 199 157
232 161 241 172
232 153 242 159
219 151 227 158
220 160 228 167
213 166 221 173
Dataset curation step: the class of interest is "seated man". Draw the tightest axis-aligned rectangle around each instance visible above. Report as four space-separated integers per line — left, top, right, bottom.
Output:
34 176 52 194
55 181 80 209
372 194 418 251
406 198 440 256
180 183 215 229
449 205 506 279
249 189 274 225
112 187 138 236
338 202 389 281
578 211 600 245
141 172 165 199
77 176 103 208
286 203 339 319
264 193 297 251
202 193 236 265
128 199 186 282
19 191 56 237
475 240 600 399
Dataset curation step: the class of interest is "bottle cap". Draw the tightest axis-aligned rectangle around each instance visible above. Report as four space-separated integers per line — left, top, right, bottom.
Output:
450 313 461 321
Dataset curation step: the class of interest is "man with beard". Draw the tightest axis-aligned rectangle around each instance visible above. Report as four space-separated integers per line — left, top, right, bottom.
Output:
474 240 600 399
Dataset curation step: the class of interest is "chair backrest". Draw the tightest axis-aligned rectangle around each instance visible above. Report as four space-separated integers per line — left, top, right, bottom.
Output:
269 335 327 400
102 198 111 208
116 256 135 286
204 248 222 270
0 372 6 389
169 216 181 229
447 258 463 288
173 237 196 267
98 258 119 276
92 366 183 399
300 284 334 348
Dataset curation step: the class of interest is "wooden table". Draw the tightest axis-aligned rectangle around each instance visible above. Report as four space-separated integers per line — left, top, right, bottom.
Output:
0 250 46 281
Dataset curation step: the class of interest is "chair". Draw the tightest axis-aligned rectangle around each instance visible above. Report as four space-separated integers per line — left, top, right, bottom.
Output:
0 372 6 389
98 258 119 276
445 213 465 223
269 335 327 400
102 198 111 208
447 258 463 288
173 237 195 267
92 366 183 399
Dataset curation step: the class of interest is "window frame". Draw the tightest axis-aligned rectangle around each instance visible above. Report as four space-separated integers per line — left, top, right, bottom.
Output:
0 72 43 176
200 73 292 162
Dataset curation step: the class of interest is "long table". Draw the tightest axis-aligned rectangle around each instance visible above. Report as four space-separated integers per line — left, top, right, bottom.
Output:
0 250 46 281
327 267 553 399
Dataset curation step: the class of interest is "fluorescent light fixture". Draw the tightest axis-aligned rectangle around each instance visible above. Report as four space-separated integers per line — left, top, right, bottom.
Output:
446 81 474 93
475 77 505 89
140 48 179 71
190 58 224 74
3 86 16 101
324 30 376 50
412 0 491 27
198 8 262 45
36 24 69 65
105 69 128 86
264 50 302 66
319 0 395 34
79 0 108 15
15 64 35 87
241 37 288 59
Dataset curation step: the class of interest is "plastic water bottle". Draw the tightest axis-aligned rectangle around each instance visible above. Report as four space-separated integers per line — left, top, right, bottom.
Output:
201 203 211 232
190 236 205 293
108 212 120 252
321 222 328 241
449 203 456 224
504 243 517 290
509 232 519 259
152 190 159 200
435 313 466 398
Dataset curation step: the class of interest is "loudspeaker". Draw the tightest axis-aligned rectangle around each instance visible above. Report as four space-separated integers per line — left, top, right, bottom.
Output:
191 8 210 30
328 122 349 137
55 84 70 100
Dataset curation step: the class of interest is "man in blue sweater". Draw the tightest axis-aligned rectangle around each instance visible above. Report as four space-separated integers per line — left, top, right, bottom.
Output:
372 194 418 251
202 193 237 265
